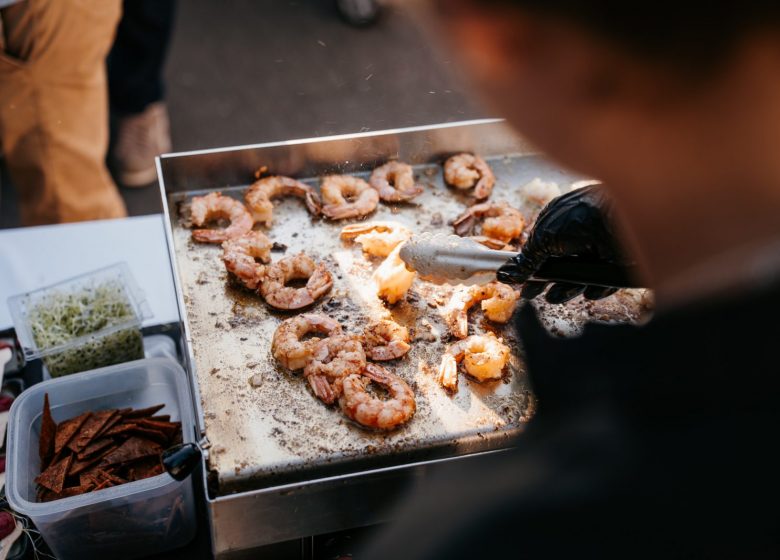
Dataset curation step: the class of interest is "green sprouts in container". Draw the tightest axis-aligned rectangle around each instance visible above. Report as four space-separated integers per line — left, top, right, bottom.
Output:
8 263 150 378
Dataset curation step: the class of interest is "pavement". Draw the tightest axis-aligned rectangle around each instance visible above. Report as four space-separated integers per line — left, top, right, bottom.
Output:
1 0 484 228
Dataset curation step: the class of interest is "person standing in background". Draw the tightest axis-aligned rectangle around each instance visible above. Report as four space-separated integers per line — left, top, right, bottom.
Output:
0 0 126 225
108 0 176 188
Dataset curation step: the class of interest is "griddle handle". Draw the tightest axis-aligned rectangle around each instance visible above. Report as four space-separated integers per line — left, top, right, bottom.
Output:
533 257 640 289
162 442 202 481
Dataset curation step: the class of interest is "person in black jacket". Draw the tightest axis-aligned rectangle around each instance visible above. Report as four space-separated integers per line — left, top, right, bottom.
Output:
364 1 780 557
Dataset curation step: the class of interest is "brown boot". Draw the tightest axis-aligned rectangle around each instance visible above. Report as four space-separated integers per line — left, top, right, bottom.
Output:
111 101 172 187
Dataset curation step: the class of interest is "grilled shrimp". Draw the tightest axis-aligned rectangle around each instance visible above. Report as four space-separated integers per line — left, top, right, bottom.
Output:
340 221 412 258
221 231 273 289
437 334 510 392
321 175 379 220
445 282 521 338
443 153 495 200
340 363 416 430
522 178 561 207
190 192 253 243
363 319 411 361
304 334 367 404
259 253 333 310
244 175 321 226
369 161 424 202
272 314 342 371
452 202 525 244
374 242 416 305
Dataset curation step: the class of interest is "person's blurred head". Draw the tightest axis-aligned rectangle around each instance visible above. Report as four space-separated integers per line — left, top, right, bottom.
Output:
428 1 780 177
411 0 780 292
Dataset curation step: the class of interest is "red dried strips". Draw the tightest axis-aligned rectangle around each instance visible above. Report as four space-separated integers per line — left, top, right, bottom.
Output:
126 456 164 481
55 485 94 499
54 412 91 455
38 394 57 467
103 423 138 437
122 404 165 419
69 453 104 477
76 437 115 461
96 413 123 438
68 410 117 453
100 437 162 467
35 454 73 494
135 418 180 439
128 427 169 444
80 468 126 489
34 400 182 503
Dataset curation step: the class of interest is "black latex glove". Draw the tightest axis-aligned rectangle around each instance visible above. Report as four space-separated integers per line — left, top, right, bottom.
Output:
496 184 634 304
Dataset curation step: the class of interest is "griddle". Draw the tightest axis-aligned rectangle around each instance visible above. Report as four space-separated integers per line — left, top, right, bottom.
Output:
157 119 651 554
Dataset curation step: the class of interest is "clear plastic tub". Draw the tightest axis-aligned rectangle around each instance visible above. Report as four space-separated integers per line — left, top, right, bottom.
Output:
6 358 197 560
7 263 152 377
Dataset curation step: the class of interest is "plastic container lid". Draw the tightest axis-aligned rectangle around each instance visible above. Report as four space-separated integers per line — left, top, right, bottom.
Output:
7 262 152 362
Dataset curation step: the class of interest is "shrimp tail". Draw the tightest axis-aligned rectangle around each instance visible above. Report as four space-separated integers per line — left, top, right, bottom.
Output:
453 312 468 339
308 375 338 405
369 340 411 361
364 362 390 383
322 204 351 220
192 230 218 243
474 177 493 200
385 184 423 202
436 354 459 393
305 191 322 216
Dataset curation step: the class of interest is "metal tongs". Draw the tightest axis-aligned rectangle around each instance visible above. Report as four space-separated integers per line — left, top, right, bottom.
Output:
399 232 637 288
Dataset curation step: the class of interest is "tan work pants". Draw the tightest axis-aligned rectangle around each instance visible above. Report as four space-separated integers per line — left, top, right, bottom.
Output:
0 0 126 225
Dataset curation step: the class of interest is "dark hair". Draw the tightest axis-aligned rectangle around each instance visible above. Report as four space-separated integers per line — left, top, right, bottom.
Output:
480 1 780 71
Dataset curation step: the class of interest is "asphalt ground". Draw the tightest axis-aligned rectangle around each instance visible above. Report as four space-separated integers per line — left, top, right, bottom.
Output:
0 0 484 228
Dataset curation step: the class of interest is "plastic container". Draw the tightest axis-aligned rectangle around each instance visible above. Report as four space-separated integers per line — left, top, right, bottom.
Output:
7 263 152 378
6 358 197 560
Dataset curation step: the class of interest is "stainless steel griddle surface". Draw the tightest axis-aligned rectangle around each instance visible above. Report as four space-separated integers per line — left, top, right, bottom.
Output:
169 153 649 496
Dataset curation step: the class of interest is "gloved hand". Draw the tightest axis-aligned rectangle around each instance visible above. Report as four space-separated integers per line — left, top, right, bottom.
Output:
496 184 634 304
